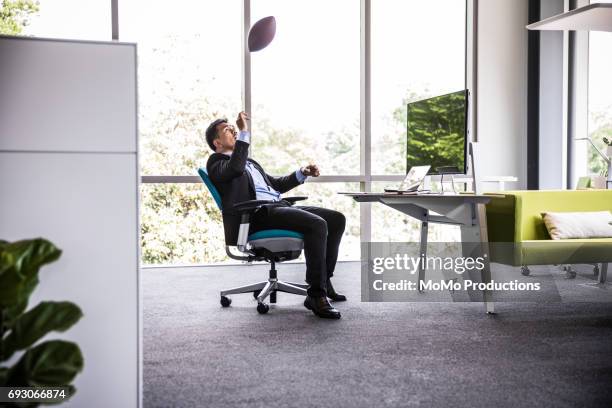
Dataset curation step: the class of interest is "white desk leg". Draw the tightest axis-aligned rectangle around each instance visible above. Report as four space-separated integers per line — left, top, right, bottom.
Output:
477 204 495 314
418 220 428 293
460 203 495 314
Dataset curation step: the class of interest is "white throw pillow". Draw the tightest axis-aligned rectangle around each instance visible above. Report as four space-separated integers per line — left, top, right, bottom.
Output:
541 211 612 240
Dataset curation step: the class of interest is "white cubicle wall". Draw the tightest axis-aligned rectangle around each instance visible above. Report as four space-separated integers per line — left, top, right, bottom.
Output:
0 36 139 408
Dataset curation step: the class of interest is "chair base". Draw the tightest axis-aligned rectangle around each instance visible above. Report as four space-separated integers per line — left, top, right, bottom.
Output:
221 279 308 298
220 251 308 313
220 279 308 312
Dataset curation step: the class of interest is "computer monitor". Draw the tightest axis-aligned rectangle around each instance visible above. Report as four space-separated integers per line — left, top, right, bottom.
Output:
406 89 468 175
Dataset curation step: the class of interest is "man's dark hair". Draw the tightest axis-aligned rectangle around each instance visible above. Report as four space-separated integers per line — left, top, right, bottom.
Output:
205 118 228 152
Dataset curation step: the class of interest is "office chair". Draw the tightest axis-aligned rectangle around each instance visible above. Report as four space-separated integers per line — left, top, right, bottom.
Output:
198 168 309 314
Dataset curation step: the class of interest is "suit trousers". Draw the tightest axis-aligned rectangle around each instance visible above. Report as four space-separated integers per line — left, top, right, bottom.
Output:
249 205 346 297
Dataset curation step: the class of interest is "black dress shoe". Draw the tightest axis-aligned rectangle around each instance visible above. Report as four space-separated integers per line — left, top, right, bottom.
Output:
304 296 341 319
326 279 347 302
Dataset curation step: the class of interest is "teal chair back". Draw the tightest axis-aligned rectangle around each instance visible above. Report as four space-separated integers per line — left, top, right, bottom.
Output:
198 167 223 211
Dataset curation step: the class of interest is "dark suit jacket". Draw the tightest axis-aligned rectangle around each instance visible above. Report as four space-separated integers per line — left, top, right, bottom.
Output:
206 140 301 245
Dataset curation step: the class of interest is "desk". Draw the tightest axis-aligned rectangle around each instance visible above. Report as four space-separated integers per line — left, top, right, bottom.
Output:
341 192 495 314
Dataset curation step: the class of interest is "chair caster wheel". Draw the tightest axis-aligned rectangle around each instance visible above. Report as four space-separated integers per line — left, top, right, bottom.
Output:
521 266 530 276
253 289 261 299
220 296 232 307
257 302 269 314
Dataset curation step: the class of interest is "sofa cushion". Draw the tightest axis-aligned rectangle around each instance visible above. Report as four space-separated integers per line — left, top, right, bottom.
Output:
541 211 612 240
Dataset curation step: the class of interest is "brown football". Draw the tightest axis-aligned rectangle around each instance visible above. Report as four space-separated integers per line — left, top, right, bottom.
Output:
248 16 276 52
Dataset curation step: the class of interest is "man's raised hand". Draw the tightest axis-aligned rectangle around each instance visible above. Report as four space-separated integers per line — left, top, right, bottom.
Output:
236 111 250 132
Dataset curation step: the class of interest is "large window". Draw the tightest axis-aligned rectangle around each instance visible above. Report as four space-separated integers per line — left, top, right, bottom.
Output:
120 0 243 264
135 1 467 264
120 0 243 176
249 0 361 260
21 0 111 40
371 0 466 175
369 0 466 245
250 0 360 177
587 30 612 177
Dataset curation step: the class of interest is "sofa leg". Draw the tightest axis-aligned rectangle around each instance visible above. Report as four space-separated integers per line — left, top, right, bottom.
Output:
565 265 576 279
521 266 530 276
598 263 608 284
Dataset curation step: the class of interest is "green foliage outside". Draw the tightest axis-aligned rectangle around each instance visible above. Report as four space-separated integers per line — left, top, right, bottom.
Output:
0 0 39 35
0 238 83 403
405 91 466 173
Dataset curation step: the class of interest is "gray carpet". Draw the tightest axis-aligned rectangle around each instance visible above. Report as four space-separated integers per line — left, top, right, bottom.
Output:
143 262 612 408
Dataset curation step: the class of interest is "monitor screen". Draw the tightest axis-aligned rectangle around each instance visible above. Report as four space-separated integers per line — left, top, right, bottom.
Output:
406 89 468 175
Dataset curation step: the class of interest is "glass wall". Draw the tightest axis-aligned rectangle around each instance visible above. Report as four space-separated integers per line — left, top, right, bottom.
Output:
587 29 612 177
119 0 243 264
141 184 227 265
120 0 243 176
250 0 360 177
21 0 111 40
371 0 466 175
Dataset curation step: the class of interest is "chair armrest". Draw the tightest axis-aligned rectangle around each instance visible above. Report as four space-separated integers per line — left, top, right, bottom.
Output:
233 196 308 213
233 196 307 249
282 196 308 204
232 199 276 213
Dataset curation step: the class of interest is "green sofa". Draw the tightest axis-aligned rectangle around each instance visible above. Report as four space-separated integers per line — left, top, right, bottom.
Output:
485 190 612 282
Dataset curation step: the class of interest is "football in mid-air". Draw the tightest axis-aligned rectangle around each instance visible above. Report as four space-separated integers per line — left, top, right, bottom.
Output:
248 16 276 52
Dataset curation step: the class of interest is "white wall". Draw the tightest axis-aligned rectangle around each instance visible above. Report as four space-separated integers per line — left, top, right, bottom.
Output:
0 36 139 408
476 0 529 189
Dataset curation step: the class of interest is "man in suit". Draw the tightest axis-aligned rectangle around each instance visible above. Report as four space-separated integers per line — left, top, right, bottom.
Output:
206 112 346 319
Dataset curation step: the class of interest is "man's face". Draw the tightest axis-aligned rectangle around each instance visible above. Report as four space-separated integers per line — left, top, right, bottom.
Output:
214 122 237 152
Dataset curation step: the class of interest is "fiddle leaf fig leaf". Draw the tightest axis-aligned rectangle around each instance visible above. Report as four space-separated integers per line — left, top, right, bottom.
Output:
2 302 83 360
6 340 83 387
0 239 61 308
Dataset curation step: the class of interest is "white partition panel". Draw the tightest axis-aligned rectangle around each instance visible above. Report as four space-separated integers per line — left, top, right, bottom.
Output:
0 36 139 408
0 153 138 407
0 37 137 153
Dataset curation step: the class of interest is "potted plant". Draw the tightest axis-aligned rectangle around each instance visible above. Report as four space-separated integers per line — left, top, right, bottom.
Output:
0 238 83 405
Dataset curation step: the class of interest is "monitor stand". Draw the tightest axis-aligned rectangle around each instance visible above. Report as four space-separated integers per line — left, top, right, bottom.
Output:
436 166 460 194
